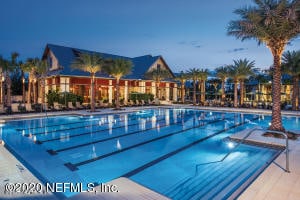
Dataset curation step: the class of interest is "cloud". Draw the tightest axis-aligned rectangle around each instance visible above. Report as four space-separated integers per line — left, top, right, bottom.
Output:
228 48 247 53
178 40 202 49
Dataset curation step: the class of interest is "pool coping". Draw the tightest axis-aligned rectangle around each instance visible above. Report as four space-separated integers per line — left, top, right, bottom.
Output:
1 105 300 199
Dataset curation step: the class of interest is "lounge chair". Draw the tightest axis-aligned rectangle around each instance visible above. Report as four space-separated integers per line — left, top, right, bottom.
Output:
25 103 35 112
0 104 7 114
99 100 109 108
11 103 20 113
148 99 155 105
135 100 141 106
53 102 62 110
154 98 160 105
140 100 145 106
42 103 51 111
68 102 76 110
76 102 84 109
129 100 135 106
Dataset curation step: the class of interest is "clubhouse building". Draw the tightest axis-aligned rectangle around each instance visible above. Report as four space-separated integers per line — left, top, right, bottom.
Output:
41 44 178 104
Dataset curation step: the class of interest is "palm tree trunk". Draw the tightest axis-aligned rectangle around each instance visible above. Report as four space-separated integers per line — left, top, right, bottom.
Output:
193 79 196 105
156 81 160 99
181 81 185 103
22 71 25 103
221 80 225 102
269 53 284 131
27 80 31 103
201 80 205 103
6 75 11 106
115 78 120 109
234 79 238 108
41 78 45 104
1 76 4 104
240 80 244 106
292 76 299 111
33 81 37 104
90 73 95 112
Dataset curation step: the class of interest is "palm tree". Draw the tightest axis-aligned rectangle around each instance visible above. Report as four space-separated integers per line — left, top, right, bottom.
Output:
175 71 188 103
282 50 300 110
35 59 48 105
228 65 239 108
254 73 270 102
198 69 209 104
145 68 172 99
102 59 132 109
216 66 229 103
20 60 34 103
234 59 255 106
228 0 300 131
71 53 105 112
6 52 20 106
187 68 199 105
25 58 40 104
0 56 8 104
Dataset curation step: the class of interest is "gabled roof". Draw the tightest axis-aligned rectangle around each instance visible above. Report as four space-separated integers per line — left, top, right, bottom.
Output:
42 44 175 80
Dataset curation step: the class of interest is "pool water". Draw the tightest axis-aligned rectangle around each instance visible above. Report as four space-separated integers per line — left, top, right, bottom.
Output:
1 108 297 199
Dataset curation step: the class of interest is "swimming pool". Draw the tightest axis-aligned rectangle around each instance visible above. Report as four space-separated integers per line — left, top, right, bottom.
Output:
1 108 297 199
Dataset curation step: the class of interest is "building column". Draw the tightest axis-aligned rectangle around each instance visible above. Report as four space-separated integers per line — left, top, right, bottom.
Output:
124 81 128 103
109 80 113 104
151 82 156 97
166 83 170 101
173 83 178 101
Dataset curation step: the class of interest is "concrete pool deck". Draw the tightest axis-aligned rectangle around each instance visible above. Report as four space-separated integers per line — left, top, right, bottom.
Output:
0 105 299 199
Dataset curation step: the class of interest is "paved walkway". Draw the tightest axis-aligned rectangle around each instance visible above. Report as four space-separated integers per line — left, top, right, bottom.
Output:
0 105 299 199
230 128 300 200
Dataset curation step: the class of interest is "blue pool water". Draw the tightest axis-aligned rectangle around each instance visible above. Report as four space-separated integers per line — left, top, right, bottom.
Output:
1 108 298 199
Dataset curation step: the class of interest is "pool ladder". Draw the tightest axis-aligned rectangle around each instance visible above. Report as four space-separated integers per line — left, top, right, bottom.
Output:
195 127 290 174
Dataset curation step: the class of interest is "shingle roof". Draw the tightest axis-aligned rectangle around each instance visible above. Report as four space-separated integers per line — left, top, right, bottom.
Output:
43 44 174 80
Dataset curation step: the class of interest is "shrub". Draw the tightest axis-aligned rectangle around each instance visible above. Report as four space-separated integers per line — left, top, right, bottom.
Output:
46 90 83 106
129 92 154 101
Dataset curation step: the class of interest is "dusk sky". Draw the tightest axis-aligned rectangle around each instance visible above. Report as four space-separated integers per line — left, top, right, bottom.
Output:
1 0 300 72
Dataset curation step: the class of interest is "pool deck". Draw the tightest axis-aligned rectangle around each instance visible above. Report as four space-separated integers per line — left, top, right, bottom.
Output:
1 105 300 199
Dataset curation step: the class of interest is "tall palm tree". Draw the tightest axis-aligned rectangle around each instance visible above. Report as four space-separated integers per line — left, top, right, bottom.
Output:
22 58 36 103
228 65 239 108
0 56 8 104
187 68 199 105
71 53 105 112
102 59 132 109
19 61 26 103
282 50 300 110
198 69 209 104
216 66 229 103
254 73 270 102
35 59 48 105
228 0 300 131
234 59 255 106
175 71 188 103
6 52 20 106
145 67 172 99
25 58 40 104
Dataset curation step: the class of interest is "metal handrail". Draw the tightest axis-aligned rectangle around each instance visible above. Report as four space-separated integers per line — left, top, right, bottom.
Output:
196 127 290 174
